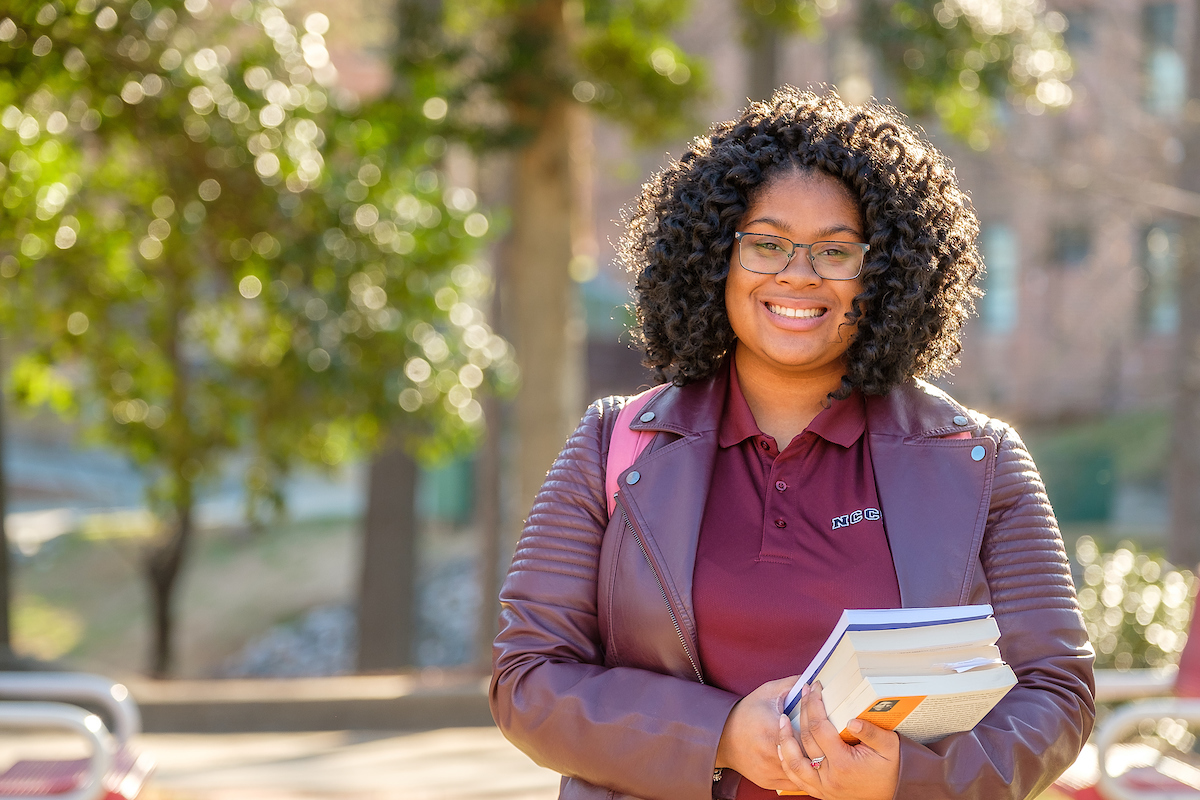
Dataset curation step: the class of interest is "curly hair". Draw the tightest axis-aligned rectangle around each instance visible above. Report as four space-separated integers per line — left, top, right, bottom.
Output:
619 87 982 397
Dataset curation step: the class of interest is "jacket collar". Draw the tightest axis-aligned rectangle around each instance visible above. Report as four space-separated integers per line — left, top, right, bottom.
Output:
623 365 997 617
632 362 976 441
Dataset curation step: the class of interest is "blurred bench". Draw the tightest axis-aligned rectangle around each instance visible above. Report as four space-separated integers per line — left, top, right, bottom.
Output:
0 673 153 800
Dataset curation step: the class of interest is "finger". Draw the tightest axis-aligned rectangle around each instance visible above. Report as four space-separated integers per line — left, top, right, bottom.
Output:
774 675 804 714
778 714 816 790
804 681 854 754
845 718 900 758
797 685 825 760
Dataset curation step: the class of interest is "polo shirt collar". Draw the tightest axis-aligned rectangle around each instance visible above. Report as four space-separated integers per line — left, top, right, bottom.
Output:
718 358 865 449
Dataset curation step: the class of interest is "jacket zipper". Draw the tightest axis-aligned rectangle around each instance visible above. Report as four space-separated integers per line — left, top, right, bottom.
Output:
618 502 704 685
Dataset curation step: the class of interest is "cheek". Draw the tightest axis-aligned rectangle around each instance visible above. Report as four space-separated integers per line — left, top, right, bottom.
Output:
723 272 754 330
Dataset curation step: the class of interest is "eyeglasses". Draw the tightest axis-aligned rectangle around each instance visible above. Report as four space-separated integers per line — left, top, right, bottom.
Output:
734 232 870 280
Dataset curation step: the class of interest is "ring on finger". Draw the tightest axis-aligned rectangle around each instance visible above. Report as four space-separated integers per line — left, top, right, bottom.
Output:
810 756 826 770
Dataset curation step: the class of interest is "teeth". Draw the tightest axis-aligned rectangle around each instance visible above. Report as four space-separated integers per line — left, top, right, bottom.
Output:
767 303 824 319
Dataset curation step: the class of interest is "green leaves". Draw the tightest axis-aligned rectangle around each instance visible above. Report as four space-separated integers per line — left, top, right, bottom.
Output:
577 24 704 140
0 0 514 524
1076 536 1197 671
863 0 1072 144
404 0 707 148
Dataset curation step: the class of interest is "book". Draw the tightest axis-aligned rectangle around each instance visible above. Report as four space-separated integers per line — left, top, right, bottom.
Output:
783 605 1016 747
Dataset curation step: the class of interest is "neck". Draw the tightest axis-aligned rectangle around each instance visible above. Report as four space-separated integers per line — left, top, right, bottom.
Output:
733 344 848 446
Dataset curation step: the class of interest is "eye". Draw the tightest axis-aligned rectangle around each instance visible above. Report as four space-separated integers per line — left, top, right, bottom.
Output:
814 242 854 259
749 236 787 253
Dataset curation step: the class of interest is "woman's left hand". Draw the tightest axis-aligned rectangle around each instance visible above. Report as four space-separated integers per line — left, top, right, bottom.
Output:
777 682 900 799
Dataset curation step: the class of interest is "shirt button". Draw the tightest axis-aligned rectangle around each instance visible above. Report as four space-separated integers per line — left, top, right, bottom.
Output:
626 470 641 484
953 415 968 426
640 411 655 422
775 519 787 528
775 481 787 492
971 446 986 462
759 441 770 451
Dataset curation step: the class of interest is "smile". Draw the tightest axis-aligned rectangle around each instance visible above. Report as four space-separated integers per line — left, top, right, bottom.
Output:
766 303 826 319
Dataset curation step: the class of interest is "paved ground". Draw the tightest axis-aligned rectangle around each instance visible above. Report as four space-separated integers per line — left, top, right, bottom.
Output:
135 728 561 800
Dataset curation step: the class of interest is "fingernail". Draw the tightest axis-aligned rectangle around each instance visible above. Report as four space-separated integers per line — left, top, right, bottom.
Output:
779 714 788 729
801 684 810 698
777 744 783 758
848 719 863 733
813 680 823 692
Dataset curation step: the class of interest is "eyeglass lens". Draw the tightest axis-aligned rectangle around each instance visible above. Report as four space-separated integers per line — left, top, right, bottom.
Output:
738 233 864 279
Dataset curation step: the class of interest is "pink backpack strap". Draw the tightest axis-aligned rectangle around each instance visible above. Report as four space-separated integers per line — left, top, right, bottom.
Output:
605 383 670 518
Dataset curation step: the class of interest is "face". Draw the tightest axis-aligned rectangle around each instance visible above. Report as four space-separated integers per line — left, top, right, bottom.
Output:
724 170 865 382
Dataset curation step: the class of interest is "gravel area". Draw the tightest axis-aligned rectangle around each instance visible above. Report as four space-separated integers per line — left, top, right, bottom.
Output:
219 555 480 677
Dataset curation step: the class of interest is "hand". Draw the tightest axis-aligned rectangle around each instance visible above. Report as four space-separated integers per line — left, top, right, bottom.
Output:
777 682 900 799
716 676 805 791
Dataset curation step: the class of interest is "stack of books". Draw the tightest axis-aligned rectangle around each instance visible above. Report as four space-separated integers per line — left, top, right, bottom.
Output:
783 605 1017 746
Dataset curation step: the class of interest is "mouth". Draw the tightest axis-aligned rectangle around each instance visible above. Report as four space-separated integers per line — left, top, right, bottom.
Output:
766 302 827 320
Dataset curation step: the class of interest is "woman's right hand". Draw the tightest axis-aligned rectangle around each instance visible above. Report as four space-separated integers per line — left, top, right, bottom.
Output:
715 676 803 790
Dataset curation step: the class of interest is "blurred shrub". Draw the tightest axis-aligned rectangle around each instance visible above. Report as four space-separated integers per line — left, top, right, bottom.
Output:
1024 410 1169 523
13 594 83 661
1075 535 1197 670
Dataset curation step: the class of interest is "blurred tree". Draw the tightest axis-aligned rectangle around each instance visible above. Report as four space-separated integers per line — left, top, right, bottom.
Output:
380 0 705 668
388 0 705 644
0 0 512 676
740 0 1073 140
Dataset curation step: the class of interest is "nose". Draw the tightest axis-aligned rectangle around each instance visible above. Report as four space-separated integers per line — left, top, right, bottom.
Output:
775 248 822 286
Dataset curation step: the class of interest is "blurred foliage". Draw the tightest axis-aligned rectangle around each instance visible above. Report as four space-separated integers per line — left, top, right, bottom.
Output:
0 0 516 526
860 0 1073 144
0 0 518 673
1075 536 1197 671
419 0 1075 149
400 0 707 148
12 593 83 661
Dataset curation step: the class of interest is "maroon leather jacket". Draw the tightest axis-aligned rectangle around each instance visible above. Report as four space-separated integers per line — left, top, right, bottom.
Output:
491 373 1095 800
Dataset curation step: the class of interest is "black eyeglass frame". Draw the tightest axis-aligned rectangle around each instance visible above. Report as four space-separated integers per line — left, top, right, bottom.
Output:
733 231 871 281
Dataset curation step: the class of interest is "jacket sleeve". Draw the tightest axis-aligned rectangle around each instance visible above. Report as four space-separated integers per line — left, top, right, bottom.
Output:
896 424 1096 800
490 399 741 800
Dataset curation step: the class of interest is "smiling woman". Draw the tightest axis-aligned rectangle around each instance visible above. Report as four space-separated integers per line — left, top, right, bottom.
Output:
724 172 866 442
490 88 1095 800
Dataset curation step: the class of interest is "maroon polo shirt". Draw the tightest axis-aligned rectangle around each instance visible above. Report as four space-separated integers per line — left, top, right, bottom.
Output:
693 363 901 799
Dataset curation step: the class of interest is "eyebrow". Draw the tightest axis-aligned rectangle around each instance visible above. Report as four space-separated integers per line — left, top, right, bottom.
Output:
743 216 864 240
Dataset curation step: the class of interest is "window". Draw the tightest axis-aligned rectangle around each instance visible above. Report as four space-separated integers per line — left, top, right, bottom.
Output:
980 224 1018 334
1139 221 1179 334
1052 224 1091 266
1063 10 1093 47
1143 3 1186 116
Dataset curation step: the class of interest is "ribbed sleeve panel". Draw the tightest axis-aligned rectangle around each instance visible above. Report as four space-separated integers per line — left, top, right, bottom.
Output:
981 423 1079 615
508 398 616 584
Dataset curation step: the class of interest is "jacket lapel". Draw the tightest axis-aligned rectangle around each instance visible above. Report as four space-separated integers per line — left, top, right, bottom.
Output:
618 375 724 657
866 382 997 607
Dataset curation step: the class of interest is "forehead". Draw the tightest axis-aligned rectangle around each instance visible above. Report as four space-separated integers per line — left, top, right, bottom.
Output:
742 171 863 232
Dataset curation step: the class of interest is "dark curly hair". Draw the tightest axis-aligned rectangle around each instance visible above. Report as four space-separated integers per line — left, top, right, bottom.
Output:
619 87 982 397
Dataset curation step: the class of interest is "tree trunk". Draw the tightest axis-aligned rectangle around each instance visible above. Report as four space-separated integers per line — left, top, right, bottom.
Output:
510 95 586 516
1169 8 1200 568
145 500 192 678
356 445 419 671
747 21 781 102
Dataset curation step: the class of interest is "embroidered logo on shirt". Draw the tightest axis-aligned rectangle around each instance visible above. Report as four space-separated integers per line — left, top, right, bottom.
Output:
831 508 881 530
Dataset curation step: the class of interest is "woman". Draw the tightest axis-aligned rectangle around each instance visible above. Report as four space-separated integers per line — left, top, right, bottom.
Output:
490 88 1095 800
